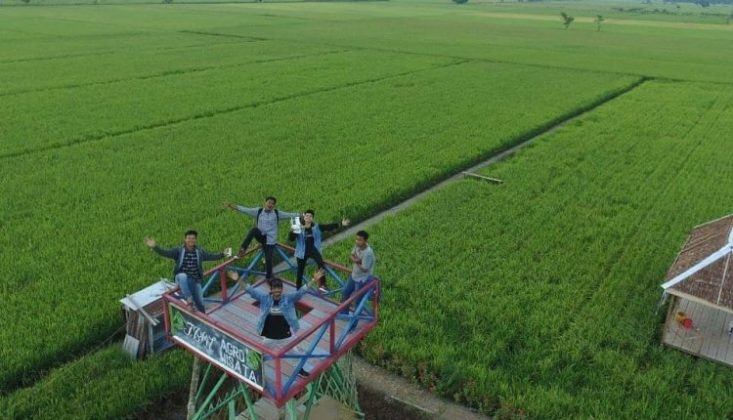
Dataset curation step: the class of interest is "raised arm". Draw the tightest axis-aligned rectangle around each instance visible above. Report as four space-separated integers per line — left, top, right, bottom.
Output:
245 284 269 302
227 271 265 301
289 282 313 302
277 210 301 220
224 202 260 218
320 218 350 232
200 248 226 261
145 237 179 259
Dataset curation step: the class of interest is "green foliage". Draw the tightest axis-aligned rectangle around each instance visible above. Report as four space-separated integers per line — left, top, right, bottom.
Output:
560 11 574 29
327 80 733 417
247 351 262 370
2 2 733 418
453 0 468 4
0 56 636 393
0 49 450 157
0 346 190 419
594 14 605 31
171 307 185 334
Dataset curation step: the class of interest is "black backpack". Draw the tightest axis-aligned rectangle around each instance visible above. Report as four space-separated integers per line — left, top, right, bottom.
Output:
256 208 280 225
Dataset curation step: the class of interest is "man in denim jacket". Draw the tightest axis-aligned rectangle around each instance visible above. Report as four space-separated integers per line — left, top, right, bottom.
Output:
289 209 349 290
145 230 230 312
236 271 321 376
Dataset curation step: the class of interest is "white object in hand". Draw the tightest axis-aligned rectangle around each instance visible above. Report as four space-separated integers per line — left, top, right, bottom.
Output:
291 217 302 234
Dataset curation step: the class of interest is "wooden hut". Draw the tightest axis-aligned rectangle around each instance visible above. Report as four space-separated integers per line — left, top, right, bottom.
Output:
661 214 733 366
120 280 177 359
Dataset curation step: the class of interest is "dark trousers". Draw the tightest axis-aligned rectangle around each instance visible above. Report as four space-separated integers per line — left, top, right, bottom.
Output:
340 276 370 314
241 227 276 279
296 249 326 289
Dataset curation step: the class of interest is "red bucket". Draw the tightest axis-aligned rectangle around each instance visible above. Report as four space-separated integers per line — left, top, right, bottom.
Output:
682 318 693 329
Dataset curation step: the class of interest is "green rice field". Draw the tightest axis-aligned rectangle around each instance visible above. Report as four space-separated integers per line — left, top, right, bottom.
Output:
1 0 733 417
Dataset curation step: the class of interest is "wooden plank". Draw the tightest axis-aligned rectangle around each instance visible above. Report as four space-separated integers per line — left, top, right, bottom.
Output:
700 302 722 358
662 297 682 348
724 312 733 364
218 303 260 325
673 299 701 354
714 310 732 363
122 335 140 358
301 293 339 307
208 311 264 343
231 295 258 308
668 299 733 365
665 299 686 349
243 398 279 420
668 342 733 368
701 303 723 358
711 305 727 362
220 300 259 318
292 328 333 355
301 300 338 313
687 299 705 354
462 171 503 184
264 358 297 378
672 300 689 348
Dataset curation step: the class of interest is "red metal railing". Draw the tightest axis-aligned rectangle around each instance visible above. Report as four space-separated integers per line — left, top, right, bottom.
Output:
161 243 380 406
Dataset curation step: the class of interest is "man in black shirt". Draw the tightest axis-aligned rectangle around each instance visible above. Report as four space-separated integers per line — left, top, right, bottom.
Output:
234 271 323 376
260 279 296 340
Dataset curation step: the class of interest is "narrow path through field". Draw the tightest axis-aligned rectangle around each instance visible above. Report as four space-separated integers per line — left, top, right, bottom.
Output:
320 78 648 248
270 77 649 418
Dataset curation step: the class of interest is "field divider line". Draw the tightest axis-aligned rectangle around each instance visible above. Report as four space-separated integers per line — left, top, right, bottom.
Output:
0 34 251 65
0 59 468 161
236 35 645 80
0 48 348 98
178 29 269 41
0 50 116 65
247 36 733 87
175 30 704 84
318 77 650 249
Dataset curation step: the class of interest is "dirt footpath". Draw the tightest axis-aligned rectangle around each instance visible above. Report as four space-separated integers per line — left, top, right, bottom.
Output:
353 356 488 420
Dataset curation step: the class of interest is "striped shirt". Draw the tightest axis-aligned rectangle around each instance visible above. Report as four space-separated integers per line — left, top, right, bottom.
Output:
181 249 200 281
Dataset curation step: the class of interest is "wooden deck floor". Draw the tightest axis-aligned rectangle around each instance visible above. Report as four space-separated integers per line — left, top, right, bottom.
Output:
204 281 371 391
663 297 733 367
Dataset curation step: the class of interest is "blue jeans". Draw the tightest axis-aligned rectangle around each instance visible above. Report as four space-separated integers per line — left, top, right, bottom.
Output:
340 276 370 314
175 273 206 312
